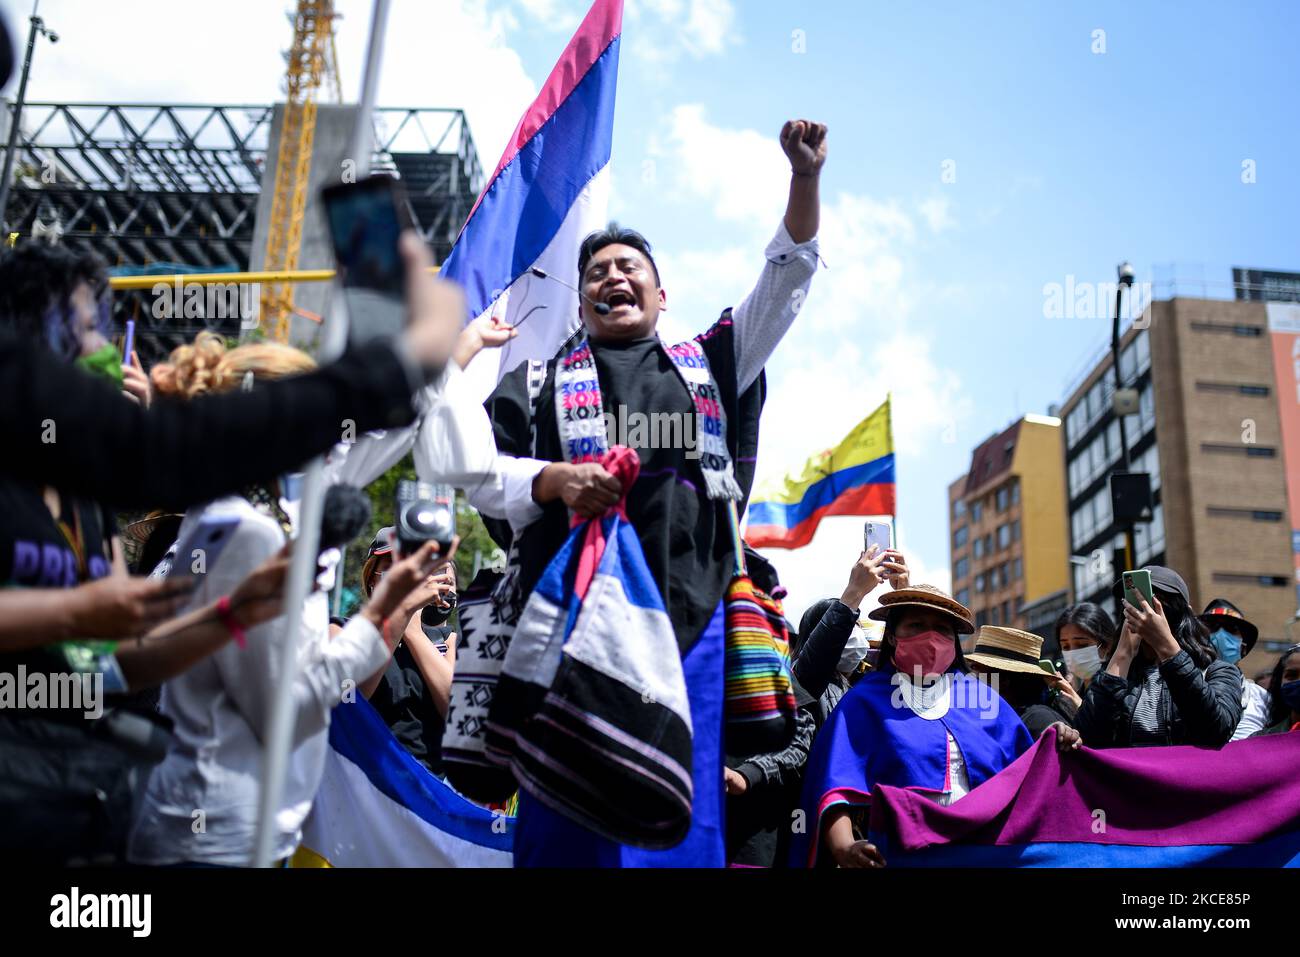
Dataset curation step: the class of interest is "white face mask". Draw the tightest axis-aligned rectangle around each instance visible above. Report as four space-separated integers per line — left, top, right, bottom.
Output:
838 630 871 675
1063 645 1102 682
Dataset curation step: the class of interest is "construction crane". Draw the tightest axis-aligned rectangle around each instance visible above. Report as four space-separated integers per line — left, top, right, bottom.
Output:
261 0 342 342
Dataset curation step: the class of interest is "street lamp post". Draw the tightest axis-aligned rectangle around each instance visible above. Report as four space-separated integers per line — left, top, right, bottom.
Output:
1111 261 1136 569
0 7 57 234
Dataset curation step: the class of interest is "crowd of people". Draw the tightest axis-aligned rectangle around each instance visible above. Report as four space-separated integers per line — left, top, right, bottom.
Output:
0 117 1296 869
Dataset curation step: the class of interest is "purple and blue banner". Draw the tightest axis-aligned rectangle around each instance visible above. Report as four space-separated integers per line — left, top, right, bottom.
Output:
868 729 1300 867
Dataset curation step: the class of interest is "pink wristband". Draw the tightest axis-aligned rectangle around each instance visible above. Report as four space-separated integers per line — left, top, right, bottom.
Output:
215 595 248 649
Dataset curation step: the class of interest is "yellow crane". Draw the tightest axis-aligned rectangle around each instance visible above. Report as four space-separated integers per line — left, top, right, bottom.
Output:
261 0 342 342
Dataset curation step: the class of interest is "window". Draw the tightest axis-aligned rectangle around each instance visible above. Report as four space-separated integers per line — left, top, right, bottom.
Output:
1001 601 1011 624
1013 558 1022 580
975 574 985 594
973 537 984 559
1011 480 1020 505
1195 381 1271 397
1122 385 1156 442
953 526 969 548
1134 329 1150 374
997 524 1011 549
954 557 970 580
953 498 967 519
990 567 1001 590
1119 339 1137 385
955 588 970 607
1067 405 1088 446
1206 507 1284 521
1191 321 1263 337
1135 503 1166 566
996 487 1009 511
1201 444 1277 457
1011 519 1021 542
971 501 983 523
1210 573 1290 586
991 605 1001 625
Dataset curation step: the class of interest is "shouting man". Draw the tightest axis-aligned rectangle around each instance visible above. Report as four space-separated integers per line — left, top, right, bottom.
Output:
473 119 827 867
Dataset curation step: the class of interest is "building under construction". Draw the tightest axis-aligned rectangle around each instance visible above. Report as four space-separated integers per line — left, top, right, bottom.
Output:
3 100 483 360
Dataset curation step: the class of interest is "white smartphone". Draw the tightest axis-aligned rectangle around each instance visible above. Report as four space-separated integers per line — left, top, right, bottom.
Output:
864 521 892 556
171 515 241 581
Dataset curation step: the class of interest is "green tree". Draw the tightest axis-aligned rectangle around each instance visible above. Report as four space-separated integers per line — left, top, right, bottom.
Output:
338 453 503 617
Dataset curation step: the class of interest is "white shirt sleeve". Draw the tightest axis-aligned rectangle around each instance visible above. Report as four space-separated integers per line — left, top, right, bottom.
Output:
195 508 388 749
410 361 548 534
731 220 820 393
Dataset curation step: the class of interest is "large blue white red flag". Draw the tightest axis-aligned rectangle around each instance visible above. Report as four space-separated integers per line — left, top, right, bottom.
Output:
439 0 623 398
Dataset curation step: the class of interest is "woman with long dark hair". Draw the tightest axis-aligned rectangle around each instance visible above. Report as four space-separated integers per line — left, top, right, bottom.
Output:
1074 566 1242 748
1055 602 1116 695
1252 644 1300 736
792 585 1048 868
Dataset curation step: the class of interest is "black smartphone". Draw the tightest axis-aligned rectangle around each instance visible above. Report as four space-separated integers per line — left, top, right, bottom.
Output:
321 174 413 348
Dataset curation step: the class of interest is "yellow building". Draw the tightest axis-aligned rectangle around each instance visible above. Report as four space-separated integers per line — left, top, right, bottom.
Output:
948 414 1070 637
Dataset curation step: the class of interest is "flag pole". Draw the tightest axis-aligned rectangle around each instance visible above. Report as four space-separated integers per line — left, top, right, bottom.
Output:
886 392 900 551
251 0 391 868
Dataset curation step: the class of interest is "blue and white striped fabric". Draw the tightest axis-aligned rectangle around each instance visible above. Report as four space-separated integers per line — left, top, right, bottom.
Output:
485 449 695 850
297 697 513 867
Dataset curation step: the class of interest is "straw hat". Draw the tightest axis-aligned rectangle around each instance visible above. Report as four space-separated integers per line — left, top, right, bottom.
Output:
866 584 975 635
966 625 1052 677
123 510 184 546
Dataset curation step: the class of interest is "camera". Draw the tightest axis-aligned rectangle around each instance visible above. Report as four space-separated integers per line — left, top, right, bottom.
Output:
394 480 456 555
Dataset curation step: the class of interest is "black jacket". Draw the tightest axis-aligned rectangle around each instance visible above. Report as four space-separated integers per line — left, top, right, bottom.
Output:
1074 650 1243 748
726 707 816 867
792 599 858 704
0 333 424 509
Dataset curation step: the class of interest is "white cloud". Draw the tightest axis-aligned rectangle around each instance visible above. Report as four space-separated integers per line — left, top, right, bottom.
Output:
918 194 956 233
27 0 539 178
659 103 788 224
627 0 739 62
645 106 972 618
511 0 583 32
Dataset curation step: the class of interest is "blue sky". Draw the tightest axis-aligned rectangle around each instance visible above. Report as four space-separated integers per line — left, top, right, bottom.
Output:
25 0 1300 622
496 0 1300 619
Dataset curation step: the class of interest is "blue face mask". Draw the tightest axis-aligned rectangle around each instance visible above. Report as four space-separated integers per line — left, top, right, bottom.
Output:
1209 628 1241 664
1279 679 1300 713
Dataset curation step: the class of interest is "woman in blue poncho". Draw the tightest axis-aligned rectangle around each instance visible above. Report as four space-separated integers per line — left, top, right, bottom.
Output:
794 585 1076 868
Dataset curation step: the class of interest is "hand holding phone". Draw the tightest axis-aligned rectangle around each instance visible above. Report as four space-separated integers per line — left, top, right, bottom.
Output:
1122 569 1154 609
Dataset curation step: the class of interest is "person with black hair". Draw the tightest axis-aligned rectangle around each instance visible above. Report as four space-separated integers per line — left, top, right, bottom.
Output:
0 233 465 511
1056 602 1116 697
792 586 1040 868
788 545 908 717
336 527 459 776
966 625 1081 740
1074 566 1243 748
474 119 827 868
1252 644 1300 737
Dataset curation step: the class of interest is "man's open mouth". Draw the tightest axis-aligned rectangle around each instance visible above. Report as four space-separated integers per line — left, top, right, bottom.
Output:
602 290 637 310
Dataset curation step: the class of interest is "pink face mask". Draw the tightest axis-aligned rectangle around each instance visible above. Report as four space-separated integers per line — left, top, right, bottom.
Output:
893 630 957 679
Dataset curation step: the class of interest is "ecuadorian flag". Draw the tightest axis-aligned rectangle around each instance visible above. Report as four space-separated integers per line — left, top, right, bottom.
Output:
744 396 896 550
